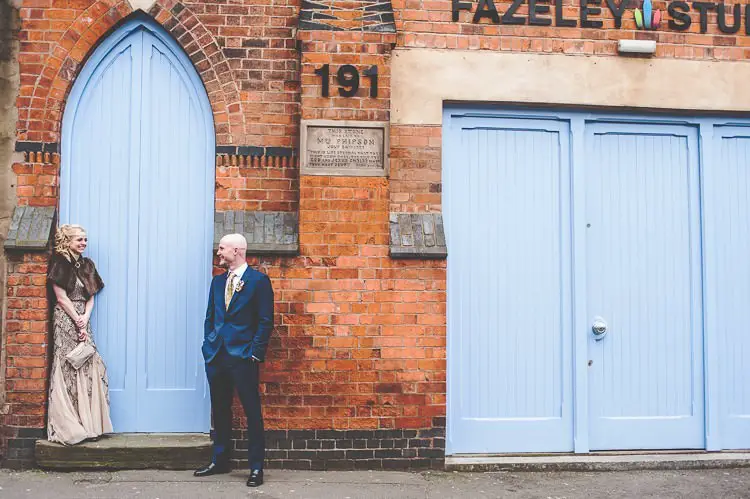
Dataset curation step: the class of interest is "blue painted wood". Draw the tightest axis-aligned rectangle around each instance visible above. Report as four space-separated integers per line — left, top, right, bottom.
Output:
443 113 575 454
61 25 140 433
699 122 721 452
584 122 705 450
570 118 590 453
443 107 750 453
703 125 750 450
61 17 213 433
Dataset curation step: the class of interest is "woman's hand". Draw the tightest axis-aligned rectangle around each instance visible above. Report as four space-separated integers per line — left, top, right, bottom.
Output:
77 327 88 342
74 316 86 329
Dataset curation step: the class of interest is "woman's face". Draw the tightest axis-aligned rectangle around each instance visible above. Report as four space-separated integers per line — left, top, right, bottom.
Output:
68 232 87 256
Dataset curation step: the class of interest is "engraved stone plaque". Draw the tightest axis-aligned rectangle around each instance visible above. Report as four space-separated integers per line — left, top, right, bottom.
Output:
307 127 382 170
301 120 389 177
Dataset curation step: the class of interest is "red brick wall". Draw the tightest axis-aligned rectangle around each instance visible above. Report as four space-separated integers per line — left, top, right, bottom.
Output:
243 175 445 433
272 16 446 436
176 0 299 147
16 0 299 146
389 125 442 212
299 30 393 122
0 152 57 465
392 0 750 59
215 154 298 212
2 252 50 432
12 152 58 207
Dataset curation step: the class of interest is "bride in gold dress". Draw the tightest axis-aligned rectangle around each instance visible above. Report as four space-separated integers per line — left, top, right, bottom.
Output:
46 224 113 445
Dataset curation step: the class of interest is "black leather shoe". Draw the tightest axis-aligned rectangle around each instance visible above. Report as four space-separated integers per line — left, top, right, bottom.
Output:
246 469 264 487
193 462 230 477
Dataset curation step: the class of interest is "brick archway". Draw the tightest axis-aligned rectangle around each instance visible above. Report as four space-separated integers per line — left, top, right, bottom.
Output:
18 1 245 145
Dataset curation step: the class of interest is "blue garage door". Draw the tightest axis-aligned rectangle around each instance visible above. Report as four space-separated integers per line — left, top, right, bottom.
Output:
444 108 750 454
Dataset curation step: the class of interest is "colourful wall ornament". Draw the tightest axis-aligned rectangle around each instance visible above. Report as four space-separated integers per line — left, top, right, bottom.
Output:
634 0 661 29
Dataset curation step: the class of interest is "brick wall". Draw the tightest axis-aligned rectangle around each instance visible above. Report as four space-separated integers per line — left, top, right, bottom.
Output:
245 426 446 470
389 125 441 212
174 0 300 147
234 175 446 469
1 252 50 468
393 0 750 59
299 30 393 122
215 154 298 212
12 152 57 207
16 0 299 146
258 3 447 468
1 150 56 466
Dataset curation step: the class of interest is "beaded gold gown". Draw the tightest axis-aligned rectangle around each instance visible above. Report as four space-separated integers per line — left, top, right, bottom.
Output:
47 278 113 445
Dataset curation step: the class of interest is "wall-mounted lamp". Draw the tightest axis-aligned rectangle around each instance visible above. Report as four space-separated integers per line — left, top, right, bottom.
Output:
617 40 657 56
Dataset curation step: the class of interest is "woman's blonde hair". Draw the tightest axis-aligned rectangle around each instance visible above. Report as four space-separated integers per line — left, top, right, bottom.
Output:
54 224 86 261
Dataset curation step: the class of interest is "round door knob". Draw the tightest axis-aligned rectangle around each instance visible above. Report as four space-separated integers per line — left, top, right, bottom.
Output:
592 317 607 340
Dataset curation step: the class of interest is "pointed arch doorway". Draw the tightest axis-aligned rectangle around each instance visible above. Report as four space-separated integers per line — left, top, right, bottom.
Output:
60 15 214 432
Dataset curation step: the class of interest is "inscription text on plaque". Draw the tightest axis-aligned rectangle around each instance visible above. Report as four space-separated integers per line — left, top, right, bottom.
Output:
301 120 389 177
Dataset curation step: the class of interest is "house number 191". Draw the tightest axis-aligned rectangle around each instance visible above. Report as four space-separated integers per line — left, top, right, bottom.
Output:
313 64 379 98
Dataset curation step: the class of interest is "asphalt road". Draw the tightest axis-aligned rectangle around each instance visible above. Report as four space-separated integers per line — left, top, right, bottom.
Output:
1 468 750 498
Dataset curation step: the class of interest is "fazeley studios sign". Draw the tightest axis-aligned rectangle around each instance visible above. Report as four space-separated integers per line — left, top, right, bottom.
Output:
452 0 750 34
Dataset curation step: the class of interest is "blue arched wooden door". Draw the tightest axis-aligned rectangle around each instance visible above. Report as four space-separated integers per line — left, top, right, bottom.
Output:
60 16 214 432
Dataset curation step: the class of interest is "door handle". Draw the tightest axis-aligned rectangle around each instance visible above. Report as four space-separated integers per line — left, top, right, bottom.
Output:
592 317 608 341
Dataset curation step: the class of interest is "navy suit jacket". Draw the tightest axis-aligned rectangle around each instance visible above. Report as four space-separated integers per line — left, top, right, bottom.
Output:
202 267 274 363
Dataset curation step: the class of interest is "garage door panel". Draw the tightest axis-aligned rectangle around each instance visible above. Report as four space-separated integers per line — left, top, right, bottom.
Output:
704 126 750 449
445 116 574 454
585 123 705 450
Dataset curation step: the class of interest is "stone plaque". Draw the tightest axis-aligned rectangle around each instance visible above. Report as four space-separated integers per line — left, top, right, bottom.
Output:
301 120 389 176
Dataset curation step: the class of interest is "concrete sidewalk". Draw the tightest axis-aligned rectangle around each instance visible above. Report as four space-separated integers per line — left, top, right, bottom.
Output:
1 468 750 498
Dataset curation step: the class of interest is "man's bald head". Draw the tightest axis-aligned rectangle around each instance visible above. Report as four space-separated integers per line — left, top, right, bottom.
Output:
217 233 248 270
220 233 248 254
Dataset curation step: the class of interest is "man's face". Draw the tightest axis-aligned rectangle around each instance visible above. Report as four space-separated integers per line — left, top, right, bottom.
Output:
216 241 237 268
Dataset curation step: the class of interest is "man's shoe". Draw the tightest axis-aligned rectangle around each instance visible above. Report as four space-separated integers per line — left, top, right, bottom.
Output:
246 469 264 487
193 462 230 477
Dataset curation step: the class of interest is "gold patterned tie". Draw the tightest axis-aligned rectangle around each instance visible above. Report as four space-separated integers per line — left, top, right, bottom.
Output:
225 273 236 310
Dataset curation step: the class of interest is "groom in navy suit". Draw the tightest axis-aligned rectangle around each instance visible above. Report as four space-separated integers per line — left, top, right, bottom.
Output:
194 233 274 487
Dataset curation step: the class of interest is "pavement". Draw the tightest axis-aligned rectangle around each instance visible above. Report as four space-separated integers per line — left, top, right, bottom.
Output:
1 468 750 498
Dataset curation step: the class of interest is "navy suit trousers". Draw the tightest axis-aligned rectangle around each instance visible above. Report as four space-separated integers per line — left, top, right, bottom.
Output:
206 345 265 470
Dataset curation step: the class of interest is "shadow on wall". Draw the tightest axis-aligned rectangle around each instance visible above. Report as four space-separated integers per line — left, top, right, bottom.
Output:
0 0 20 419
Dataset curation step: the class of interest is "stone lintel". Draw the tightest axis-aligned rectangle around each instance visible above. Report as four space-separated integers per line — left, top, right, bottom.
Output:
214 211 299 256
4 206 56 251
